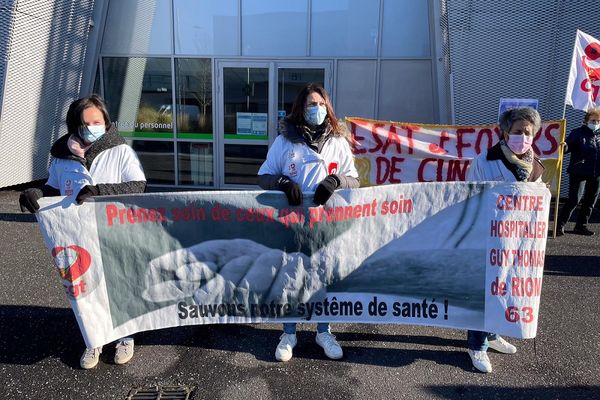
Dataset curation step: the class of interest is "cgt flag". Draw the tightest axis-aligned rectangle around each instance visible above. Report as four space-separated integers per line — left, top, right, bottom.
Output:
566 30 600 111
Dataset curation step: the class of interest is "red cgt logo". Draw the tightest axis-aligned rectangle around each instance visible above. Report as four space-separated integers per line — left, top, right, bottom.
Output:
328 162 338 175
51 245 92 282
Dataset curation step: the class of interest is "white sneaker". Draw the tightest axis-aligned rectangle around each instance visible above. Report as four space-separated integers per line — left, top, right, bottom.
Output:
468 349 492 373
315 332 343 360
80 346 102 369
114 337 134 365
488 336 517 354
275 333 297 362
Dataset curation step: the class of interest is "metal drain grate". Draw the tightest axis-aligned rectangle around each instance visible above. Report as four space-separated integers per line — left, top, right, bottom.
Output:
126 385 195 400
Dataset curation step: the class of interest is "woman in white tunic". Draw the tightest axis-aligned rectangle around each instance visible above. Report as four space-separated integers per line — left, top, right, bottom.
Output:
466 107 544 373
258 83 359 362
19 95 146 369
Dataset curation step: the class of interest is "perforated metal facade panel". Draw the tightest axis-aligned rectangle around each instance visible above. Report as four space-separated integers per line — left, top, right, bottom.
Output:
0 0 16 110
444 0 600 196
0 0 95 188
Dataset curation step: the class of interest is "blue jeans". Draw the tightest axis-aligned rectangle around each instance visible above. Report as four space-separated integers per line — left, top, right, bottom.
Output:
467 330 498 351
283 323 330 334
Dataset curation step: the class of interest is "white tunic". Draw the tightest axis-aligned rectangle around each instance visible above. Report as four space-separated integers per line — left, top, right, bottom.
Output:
467 153 542 183
258 135 359 191
46 144 146 196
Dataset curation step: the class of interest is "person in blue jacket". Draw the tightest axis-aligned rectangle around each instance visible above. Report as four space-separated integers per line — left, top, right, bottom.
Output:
556 108 600 236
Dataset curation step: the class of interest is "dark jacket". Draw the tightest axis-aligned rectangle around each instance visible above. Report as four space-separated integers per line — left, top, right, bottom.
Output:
565 125 600 177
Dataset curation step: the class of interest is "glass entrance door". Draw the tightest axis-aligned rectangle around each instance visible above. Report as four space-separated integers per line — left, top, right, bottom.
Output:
216 61 331 188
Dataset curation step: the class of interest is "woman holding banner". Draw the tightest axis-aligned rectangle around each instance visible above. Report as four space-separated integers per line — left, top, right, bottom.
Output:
257 83 359 362
466 107 544 373
556 108 600 236
18 95 146 369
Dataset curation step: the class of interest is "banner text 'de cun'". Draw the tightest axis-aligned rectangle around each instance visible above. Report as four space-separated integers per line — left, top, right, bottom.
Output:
35 182 550 348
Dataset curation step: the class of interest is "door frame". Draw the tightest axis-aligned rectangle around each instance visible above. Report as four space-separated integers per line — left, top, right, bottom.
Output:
214 59 333 189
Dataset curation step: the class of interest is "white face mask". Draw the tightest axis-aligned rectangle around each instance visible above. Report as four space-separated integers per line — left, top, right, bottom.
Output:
587 123 600 132
304 105 327 126
80 125 106 144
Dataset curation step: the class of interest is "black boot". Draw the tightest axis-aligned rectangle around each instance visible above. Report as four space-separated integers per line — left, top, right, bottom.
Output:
573 225 595 236
556 223 565 237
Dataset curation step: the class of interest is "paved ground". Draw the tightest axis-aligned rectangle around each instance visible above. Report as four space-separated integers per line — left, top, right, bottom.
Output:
0 188 599 400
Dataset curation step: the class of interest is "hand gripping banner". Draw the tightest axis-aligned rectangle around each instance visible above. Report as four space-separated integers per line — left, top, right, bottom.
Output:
36 182 550 348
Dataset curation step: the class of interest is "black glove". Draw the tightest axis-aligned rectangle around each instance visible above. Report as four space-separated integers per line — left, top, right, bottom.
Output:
19 188 43 213
75 185 100 205
277 176 303 206
313 175 340 205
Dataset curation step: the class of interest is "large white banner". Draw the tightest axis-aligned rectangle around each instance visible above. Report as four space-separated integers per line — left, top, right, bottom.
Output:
565 29 600 111
35 182 550 348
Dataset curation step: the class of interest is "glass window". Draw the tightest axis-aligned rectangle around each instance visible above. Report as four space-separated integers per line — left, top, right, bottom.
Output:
382 0 431 57
242 0 308 56
178 142 213 186
174 0 239 55
336 60 376 119
311 0 379 56
103 57 173 139
278 68 324 117
224 144 267 185
223 67 269 140
176 59 213 138
378 60 435 123
130 140 175 185
101 0 172 55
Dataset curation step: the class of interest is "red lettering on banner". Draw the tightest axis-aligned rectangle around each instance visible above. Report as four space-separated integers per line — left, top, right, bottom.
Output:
376 156 404 184
475 128 494 154
369 124 386 153
350 122 366 155
418 158 470 182
404 125 415 155
496 194 544 211
511 277 542 297
447 159 470 181
428 130 449 154
541 123 559 155
531 128 542 154
382 124 403 154
456 128 475 158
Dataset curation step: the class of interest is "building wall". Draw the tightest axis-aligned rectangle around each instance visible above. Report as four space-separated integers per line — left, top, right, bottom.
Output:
94 0 440 188
0 0 96 188
445 0 600 196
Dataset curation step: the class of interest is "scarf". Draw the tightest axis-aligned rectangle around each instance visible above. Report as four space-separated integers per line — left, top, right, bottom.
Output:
298 122 331 153
498 139 534 182
67 134 92 158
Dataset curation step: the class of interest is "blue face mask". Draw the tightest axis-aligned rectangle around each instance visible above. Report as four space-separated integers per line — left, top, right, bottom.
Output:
79 125 106 144
587 123 600 132
304 105 327 126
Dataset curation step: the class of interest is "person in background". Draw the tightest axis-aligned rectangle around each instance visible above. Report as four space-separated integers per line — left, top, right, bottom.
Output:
466 107 544 373
19 94 146 369
257 83 359 362
556 108 600 236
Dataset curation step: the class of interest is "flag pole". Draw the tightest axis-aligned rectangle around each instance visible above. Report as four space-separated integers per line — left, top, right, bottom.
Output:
553 30 581 238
